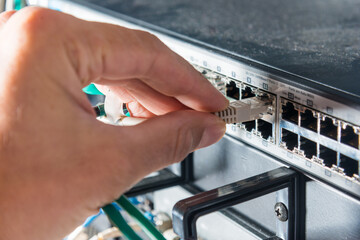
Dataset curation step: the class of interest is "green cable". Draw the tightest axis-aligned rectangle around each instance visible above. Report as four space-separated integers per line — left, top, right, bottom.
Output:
14 0 25 10
116 196 166 240
102 204 142 240
14 0 21 10
83 84 104 95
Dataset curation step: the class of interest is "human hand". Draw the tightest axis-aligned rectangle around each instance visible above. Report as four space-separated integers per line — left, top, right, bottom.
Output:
0 7 228 239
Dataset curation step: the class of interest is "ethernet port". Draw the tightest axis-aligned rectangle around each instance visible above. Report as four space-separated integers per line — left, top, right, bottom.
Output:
281 101 298 124
243 120 256 132
281 129 298 151
340 154 359 177
300 136 317 159
226 81 240 100
341 125 359 149
300 109 318 132
241 86 255 99
257 119 272 140
320 117 338 141
319 145 337 167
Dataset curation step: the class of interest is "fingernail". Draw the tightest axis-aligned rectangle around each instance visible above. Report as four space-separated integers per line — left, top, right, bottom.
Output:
198 120 226 149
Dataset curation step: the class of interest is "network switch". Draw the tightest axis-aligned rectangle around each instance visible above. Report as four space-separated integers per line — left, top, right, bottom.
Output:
44 0 360 199
194 65 360 197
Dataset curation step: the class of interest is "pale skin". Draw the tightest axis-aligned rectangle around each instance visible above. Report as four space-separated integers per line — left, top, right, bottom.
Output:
0 7 228 240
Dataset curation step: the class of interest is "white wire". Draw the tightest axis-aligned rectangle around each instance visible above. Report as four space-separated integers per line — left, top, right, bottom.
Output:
67 226 88 240
5 0 14 11
89 227 121 240
89 224 142 240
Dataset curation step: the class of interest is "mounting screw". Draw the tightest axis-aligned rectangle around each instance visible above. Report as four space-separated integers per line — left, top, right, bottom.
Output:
274 202 288 222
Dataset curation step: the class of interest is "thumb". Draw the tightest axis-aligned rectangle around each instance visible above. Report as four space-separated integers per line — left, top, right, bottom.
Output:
100 110 226 180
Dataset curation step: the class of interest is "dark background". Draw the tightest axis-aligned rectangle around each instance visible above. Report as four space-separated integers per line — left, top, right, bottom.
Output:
86 0 360 97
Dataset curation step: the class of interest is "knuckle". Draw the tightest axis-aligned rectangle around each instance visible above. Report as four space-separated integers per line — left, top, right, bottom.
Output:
14 7 58 42
170 121 194 163
18 7 54 27
133 30 166 76
137 30 161 43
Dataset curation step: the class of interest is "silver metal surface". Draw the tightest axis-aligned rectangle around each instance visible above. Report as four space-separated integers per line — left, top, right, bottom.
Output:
154 186 260 240
305 181 360 240
193 136 284 234
0 0 5 12
193 136 360 240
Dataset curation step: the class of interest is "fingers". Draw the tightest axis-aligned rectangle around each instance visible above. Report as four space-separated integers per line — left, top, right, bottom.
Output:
0 10 16 30
80 21 228 112
96 79 187 116
96 83 156 118
127 101 155 118
0 8 227 114
96 111 226 184
1 8 227 113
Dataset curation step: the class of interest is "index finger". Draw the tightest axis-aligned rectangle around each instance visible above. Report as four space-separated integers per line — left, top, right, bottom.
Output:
79 21 229 112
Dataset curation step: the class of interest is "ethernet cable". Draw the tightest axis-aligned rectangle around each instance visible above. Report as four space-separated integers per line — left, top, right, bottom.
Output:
89 227 122 240
102 197 166 240
83 84 104 95
215 97 272 124
3 0 26 10
83 211 103 228
115 195 166 240
94 96 272 126
102 203 143 240
67 202 146 240
65 210 104 240
89 225 142 240
5 0 14 10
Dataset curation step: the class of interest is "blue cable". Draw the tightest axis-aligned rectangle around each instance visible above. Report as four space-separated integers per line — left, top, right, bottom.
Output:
82 203 121 227
83 211 102 227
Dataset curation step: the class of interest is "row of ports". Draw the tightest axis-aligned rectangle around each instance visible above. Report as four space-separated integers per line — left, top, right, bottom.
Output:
200 70 275 141
199 67 360 185
281 100 360 149
225 80 257 100
200 69 272 104
242 119 273 141
281 129 359 177
199 68 255 101
226 80 274 141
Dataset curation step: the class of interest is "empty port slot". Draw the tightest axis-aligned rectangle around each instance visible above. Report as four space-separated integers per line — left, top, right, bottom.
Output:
319 145 337 167
300 109 318 132
320 117 337 140
300 136 317 159
282 101 298 124
257 119 272 140
241 86 255 99
226 81 240 100
243 120 256 132
340 154 359 177
341 125 359 149
281 129 298 151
